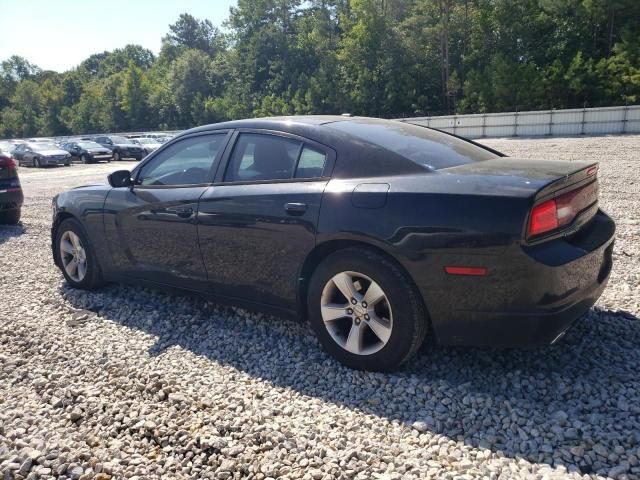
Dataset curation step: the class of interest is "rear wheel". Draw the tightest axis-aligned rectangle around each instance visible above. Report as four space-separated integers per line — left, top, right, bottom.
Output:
54 218 104 290
0 209 20 225
307 247 427 371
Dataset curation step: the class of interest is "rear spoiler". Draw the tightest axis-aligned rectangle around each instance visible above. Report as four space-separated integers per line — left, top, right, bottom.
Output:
401 122 507 157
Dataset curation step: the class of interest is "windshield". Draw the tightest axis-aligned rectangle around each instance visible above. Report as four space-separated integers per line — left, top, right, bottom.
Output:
32 143 59 151
110 136 130 144
329 119 497 170
78 142 103 149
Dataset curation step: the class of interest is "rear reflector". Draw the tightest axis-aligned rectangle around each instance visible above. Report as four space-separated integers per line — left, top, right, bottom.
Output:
586 165 598 176
444 266 487 276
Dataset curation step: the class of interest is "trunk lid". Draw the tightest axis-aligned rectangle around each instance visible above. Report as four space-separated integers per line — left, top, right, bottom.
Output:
441 157 600 243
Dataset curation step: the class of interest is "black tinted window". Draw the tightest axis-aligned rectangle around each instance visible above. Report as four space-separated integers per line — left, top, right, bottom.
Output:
328 119 497 170
225 134 301 182
138 134 225 186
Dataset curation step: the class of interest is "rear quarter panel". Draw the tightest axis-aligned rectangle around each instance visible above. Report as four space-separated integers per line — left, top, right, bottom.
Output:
317 174 531 339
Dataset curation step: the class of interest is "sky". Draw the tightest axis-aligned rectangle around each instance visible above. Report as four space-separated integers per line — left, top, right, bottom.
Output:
0 0 237 72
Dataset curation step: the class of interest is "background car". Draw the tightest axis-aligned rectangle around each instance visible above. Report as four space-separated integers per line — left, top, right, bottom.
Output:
62 141 113 164
0 141 15 157
132 137 162 156
0 153 23 224
93 135 144 161
14 142 71 167
51 116 615 371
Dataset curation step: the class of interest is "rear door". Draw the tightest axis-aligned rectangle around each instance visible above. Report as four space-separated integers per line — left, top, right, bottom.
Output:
103 131 231 289
197 130 335 309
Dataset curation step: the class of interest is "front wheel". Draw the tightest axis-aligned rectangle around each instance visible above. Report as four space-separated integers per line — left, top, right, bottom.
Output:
34 158 41 168
113 151 121 161
307 247 427 371
54 218 104 290
81 154 90 164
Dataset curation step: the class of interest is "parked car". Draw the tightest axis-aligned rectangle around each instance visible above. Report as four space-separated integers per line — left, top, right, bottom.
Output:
27 137 56 143
62 141 113 164
14 143 71 167
132 137 162 156
51 116 615 371
0 141 15 157
93 135 144 161
0 153 23 224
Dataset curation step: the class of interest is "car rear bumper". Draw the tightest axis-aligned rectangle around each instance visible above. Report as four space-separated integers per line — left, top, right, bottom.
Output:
0 188 24 211
425 210 615 347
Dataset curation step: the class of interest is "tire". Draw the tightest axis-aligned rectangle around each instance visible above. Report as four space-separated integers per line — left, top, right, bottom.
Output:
81 154 90 164
34 157 41 168
113 151 121 161
307 247 427 371
0 209 20 225
53 218 105 290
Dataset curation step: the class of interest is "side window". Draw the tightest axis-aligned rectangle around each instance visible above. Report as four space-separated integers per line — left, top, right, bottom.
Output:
224 134 301 182
295 146 327 178
138 134 226 186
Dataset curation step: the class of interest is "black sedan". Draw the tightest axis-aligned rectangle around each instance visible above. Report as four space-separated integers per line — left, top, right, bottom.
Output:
93 135 144 161
62 141 113 164
0 153 23 224
51 116 615 371
14 142 71 167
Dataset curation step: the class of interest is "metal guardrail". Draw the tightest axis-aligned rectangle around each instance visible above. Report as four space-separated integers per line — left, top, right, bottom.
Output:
398 105 640 138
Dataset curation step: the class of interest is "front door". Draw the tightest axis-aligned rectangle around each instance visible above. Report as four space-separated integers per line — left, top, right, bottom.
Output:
197 131 334 309
103 132 230 288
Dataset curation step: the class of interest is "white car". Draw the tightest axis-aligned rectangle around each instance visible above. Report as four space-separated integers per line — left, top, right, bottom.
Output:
133 138 163 155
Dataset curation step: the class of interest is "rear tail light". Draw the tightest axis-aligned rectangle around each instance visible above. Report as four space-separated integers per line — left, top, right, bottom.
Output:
529 199 558 236
0 156 16 168
528 181 598 238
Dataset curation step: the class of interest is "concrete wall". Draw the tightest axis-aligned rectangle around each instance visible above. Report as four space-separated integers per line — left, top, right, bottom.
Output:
398 105 640 138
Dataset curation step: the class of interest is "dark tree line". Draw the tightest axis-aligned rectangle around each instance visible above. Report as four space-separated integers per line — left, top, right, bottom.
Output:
1 0 639 138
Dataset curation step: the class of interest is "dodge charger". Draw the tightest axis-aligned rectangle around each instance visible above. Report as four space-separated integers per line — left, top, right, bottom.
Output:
51 116 615 371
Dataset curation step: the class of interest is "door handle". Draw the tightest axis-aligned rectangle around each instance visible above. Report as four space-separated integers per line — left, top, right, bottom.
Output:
167 206 194 218
284 202 307 215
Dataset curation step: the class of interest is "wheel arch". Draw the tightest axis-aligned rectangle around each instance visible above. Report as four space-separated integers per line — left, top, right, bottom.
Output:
297 238 430 326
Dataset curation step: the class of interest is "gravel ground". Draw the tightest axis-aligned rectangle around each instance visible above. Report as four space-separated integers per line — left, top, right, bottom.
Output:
0 135 638 480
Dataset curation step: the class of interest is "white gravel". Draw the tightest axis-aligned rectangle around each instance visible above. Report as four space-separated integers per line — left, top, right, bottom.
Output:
0 135 639 480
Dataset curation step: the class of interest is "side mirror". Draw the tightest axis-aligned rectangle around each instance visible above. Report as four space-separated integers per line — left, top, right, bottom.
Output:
108 170 133 188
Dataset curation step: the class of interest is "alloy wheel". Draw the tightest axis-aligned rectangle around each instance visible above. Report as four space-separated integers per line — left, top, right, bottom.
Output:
320 271 393 356
59 230 88 282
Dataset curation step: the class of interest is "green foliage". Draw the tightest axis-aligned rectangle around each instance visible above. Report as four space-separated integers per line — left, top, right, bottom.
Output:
1 1 639 138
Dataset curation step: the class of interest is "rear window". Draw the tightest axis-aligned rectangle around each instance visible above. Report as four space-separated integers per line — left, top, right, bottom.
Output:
328 119 497 170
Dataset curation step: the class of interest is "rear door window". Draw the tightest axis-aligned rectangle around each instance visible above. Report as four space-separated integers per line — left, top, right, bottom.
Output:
295 146 326 179
224 134 302 182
